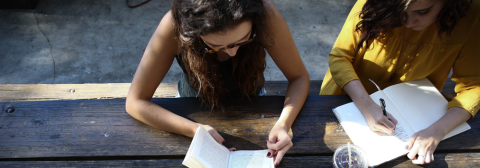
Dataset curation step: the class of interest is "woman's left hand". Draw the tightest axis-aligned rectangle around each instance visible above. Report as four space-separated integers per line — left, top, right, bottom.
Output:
266 124 293 167
406 126 445 164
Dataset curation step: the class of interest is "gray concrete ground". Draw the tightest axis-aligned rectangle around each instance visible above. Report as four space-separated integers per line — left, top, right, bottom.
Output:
0 0 356 84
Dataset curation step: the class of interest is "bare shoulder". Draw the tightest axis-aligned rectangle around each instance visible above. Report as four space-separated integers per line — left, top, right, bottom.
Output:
261 0 288 38
262 0 275 8
153 10 182 55
128 10 181 100
262 0 282 20
157 10 175 34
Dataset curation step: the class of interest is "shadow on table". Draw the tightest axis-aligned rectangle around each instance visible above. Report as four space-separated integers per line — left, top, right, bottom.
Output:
152 96 285 150
152 95 480 167
221 133 264 150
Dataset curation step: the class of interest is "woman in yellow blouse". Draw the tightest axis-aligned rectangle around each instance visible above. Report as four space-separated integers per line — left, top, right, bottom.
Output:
321 0 479 165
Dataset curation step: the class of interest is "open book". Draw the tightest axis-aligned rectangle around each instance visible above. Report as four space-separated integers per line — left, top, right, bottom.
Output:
333 78 471 166
182 126 274 168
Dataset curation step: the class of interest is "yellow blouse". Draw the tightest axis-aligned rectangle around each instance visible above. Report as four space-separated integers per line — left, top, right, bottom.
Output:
320 0 480 117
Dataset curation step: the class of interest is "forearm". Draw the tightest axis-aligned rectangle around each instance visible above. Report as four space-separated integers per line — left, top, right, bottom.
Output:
343 80 376 116
126 98 200 138
429 107 471 137
275 75 309 130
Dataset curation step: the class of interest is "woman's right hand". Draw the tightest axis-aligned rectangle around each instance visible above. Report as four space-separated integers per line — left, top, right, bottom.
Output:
362 103 398 135
200 125 236 151
343 80 398 135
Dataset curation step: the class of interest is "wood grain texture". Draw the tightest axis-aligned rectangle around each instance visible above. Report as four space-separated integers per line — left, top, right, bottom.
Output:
0 83 178 101
0 79 456 101
279 153 480 168
1 95 478 160
0 81 322 102
0 160 185 168
263 81 322 96
380 153 480 168
1 153 479 168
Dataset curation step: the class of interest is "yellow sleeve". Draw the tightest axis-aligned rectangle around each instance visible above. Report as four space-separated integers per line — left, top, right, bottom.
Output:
328 0 365 89
448 18 480 117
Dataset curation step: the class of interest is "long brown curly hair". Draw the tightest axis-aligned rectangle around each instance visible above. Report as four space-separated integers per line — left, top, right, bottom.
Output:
171 0 273 111
355 0 471 53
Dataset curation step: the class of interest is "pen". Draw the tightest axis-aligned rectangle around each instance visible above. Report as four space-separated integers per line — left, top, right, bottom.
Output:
380 98 395 131
379 98 387 117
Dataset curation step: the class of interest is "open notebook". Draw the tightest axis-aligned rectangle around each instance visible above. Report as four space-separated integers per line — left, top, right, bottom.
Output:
183 126 274 168
333 78 471 166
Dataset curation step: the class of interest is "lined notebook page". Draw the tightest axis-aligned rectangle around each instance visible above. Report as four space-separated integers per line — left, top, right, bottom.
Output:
333 91 414 166
369 91 415 142
383 78 471 139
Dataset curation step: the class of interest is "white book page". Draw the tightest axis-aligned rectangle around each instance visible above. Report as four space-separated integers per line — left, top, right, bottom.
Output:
183 126 206 168
183 130 199 168
333 91 415 166
227 150 273 168
190 126 231 168
383 78 471 139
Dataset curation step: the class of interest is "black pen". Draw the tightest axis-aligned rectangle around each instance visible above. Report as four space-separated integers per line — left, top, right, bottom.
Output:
380 98 395 130
379 98 387 117
380 98 395 131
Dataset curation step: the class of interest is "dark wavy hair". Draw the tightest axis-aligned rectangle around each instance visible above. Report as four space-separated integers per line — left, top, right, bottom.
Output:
355 0 471 53
171 0 273 111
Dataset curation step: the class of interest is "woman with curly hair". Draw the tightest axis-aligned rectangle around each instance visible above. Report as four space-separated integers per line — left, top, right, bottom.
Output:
321 0 479 164
126 0 309 165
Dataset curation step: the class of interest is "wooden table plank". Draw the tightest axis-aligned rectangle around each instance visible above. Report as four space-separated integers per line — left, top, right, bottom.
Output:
1 153 479 167
0 160 185 168
380 153 480 168
0 83 178 101
263 81 322 96
1 95 478 159
0 79 455 101
0 81 323 101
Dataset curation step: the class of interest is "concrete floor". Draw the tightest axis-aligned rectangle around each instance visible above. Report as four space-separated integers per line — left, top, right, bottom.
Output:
0 0 356 84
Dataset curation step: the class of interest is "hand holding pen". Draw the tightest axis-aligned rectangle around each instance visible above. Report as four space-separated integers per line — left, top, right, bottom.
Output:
380 98 397 131
380 98 388 117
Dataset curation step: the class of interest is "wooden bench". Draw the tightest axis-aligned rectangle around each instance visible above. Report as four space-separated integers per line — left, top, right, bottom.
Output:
1 80 477 168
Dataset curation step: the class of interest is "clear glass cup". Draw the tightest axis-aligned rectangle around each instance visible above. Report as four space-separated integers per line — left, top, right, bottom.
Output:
333 144 368 168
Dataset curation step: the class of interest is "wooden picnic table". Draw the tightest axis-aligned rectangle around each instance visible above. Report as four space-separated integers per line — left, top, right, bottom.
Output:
0 80 478 167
